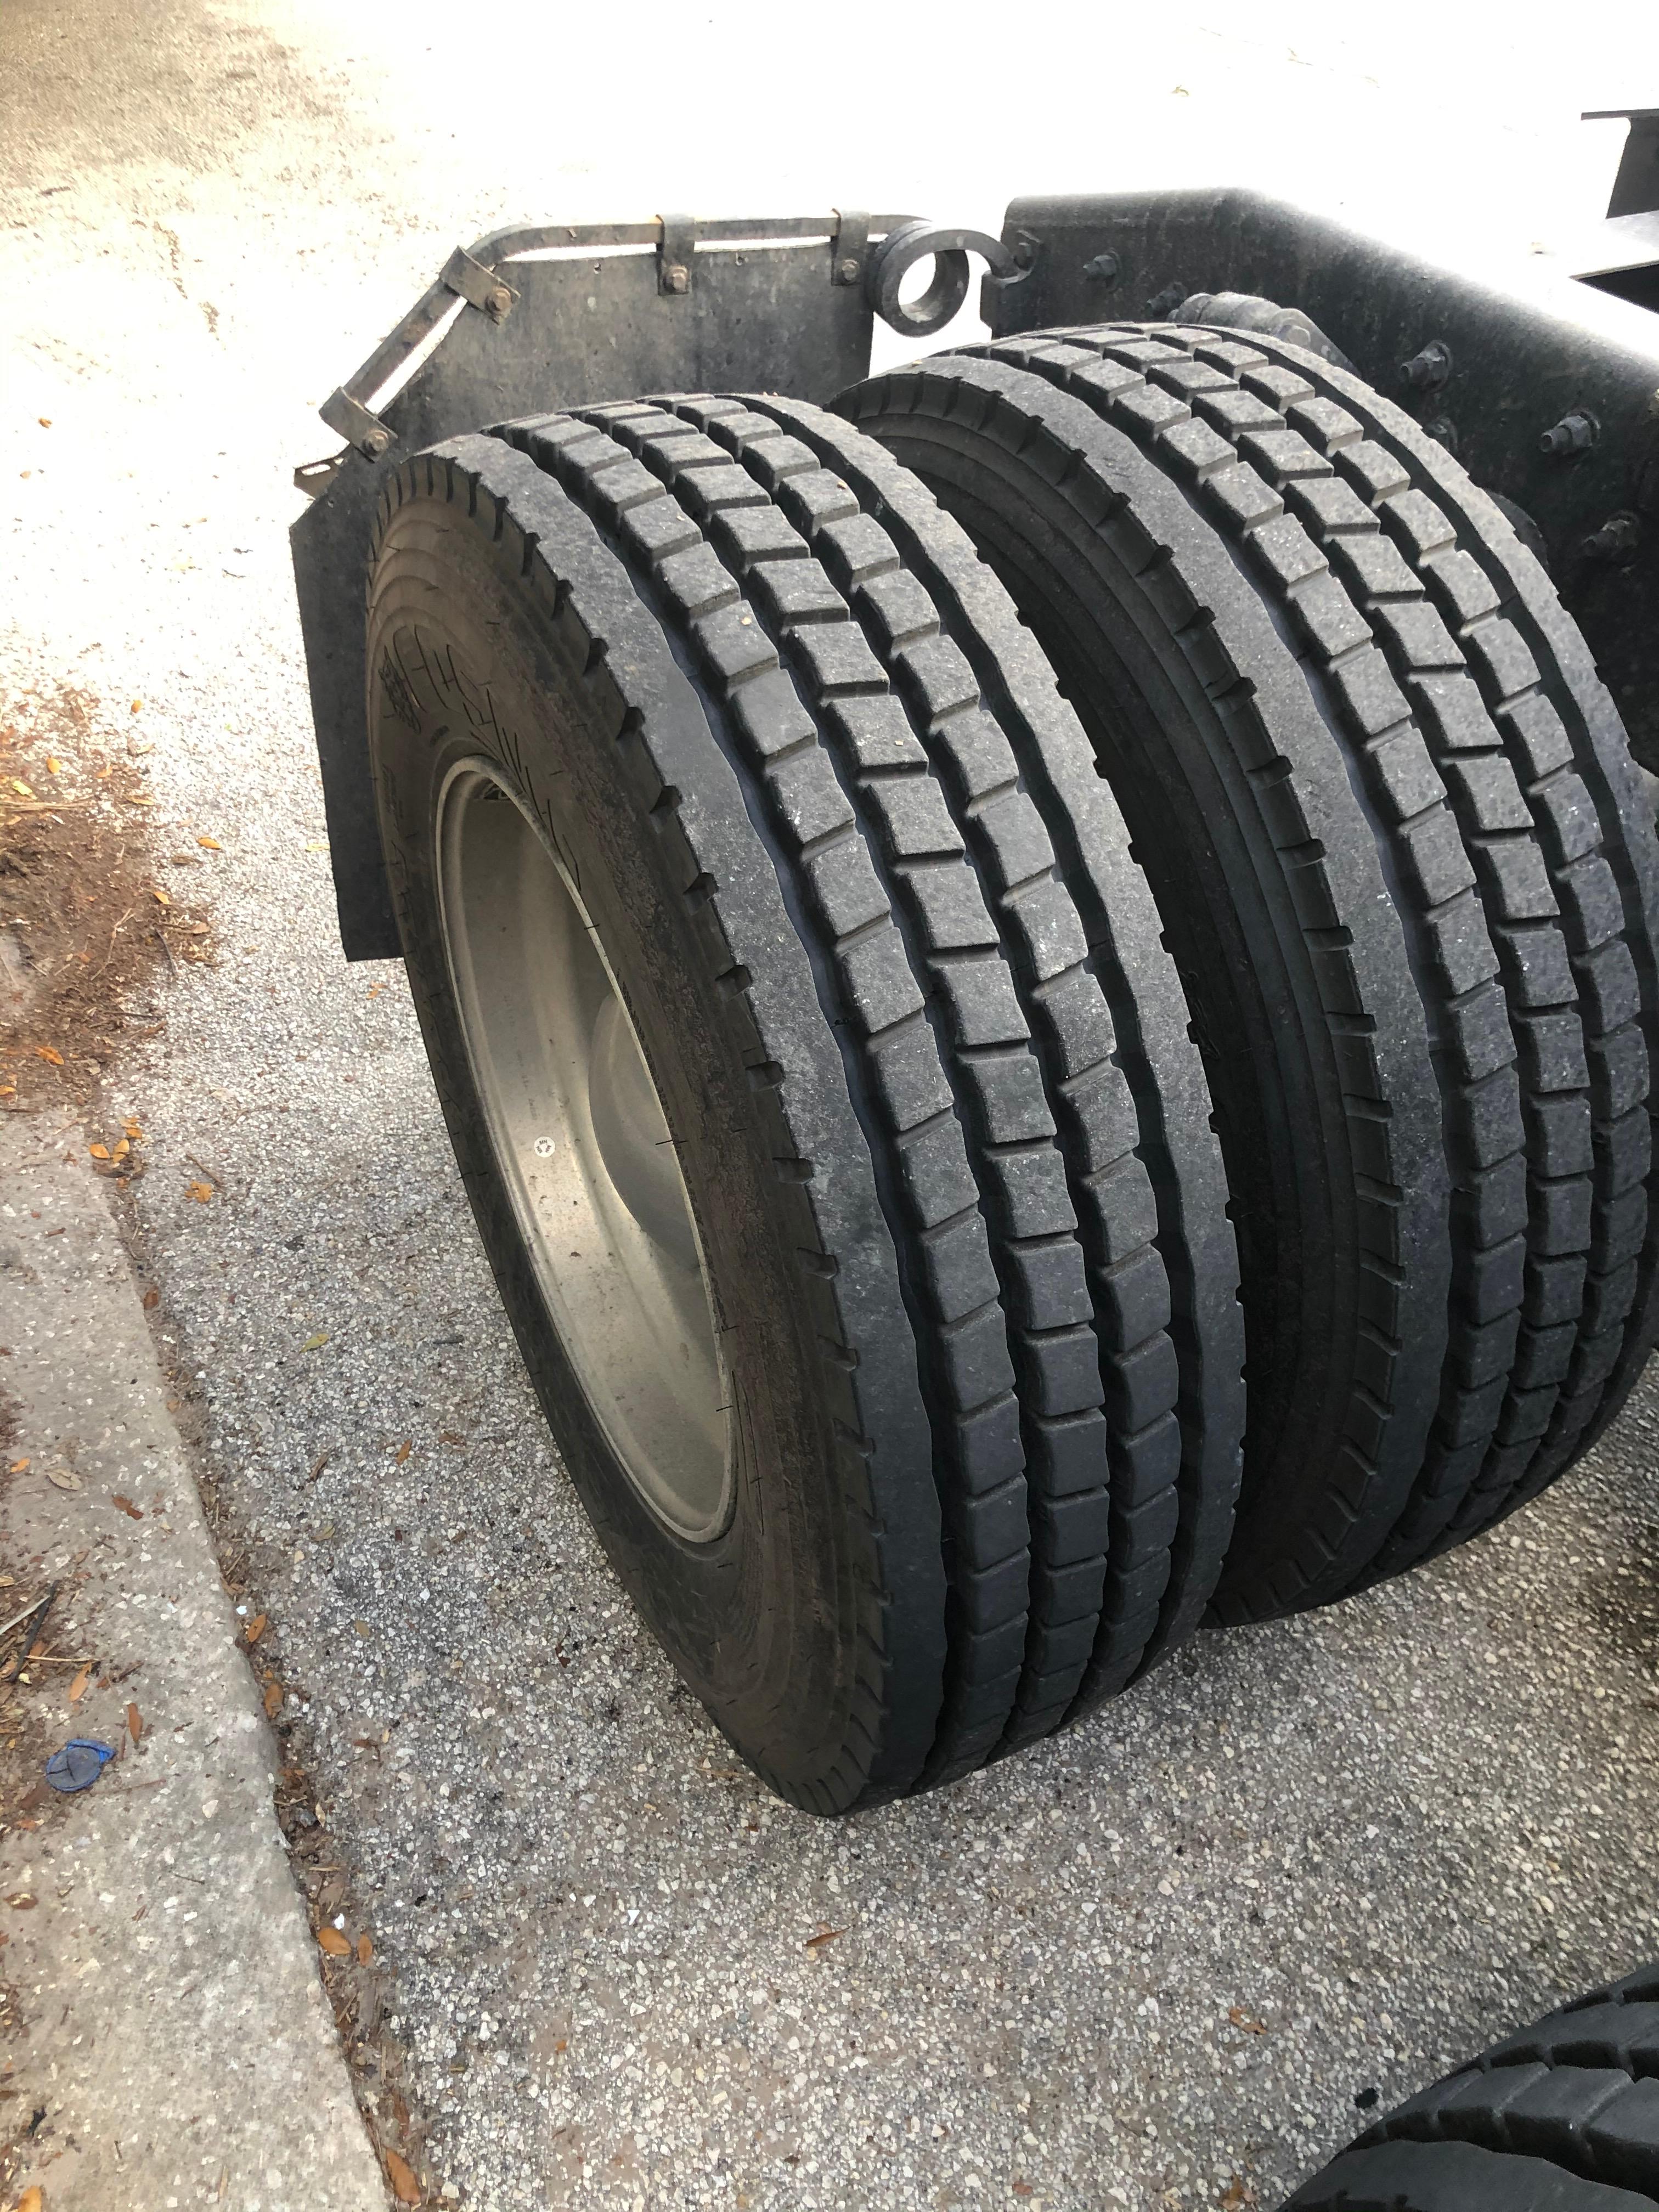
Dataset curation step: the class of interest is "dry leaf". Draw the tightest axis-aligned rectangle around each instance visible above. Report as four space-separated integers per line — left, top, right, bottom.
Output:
46 755 61 774
127 1701 142 1743
187 1181 214 1204
150 884 171 906
142 1288 160 1310
385 2151 422 2205
131 698 142 713
88 1143 110 1160
8 1458 29 1475
34 1045 64 1066
394 1440 412 1465
47 1468 82 1492
317 1925 351 1956
300 1331 329 1352
112 1494 143 1520
804 1926 844 1950
15 2186 43 2212
112 1138 129 1160
6 1894 37 1910
9 780 32 798
68 1664 91 1705
1228 2006 1267 2035
263 1679 284 1720
196 835 222 850
244 1613 267 1646
356 1932 373 1965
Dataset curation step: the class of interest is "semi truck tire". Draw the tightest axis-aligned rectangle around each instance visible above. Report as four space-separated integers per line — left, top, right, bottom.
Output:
1286 1962 1659 2209
363 410 1240 1807
840 327 1659 1623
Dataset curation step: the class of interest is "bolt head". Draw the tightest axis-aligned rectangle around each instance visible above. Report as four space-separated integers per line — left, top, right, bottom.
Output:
837 256 859 284
664 264 690 295
1083 252 1121 287
485 284 512 317
363 428 391 458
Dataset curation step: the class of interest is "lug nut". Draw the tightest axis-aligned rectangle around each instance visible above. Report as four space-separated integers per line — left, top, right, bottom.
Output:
1082 252 1121 287
1539 408 1599 456
1582 510 1642 563
1399 339 1453 392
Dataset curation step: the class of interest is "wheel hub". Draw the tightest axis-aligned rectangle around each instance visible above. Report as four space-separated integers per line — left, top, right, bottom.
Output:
435 761 731 1543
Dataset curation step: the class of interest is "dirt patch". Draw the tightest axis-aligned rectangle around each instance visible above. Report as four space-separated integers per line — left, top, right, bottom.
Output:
1581 1516 1659 1672
1 679 213 1118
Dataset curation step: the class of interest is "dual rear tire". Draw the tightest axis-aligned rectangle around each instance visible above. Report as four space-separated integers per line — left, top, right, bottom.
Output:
366 401 1240 1810
363 323 1658 1805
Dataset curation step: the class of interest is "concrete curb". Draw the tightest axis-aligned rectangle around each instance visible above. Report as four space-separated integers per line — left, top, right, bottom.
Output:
0 1116 388 2210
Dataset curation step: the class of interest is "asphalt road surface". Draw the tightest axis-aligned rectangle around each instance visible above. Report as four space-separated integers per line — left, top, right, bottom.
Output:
5 2 1659 2205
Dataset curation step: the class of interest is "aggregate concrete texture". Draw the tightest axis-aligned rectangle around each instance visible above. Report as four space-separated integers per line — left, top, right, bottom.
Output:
0 1122 388 2210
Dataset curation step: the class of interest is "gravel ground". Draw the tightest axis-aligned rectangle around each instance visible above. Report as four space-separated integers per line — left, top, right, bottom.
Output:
5 2 1659 2206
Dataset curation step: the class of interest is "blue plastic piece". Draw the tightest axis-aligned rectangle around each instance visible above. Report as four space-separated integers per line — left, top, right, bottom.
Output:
45 1739 115 1793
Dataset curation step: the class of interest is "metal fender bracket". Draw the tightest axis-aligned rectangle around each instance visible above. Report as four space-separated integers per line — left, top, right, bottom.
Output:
292 210 1023 960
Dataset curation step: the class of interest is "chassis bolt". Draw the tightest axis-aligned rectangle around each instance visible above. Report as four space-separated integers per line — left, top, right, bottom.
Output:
1582 510 1642 563
1399 339 1453 392
1539 408 1599 456
362 428 391 458
1082 252 1121 287
1144 282 1187 319
484 284 513 319
1422 417 1458 453
837 256 860 284
663 264 690 295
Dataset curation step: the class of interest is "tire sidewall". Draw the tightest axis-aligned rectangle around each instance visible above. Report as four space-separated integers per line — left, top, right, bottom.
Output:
364 492 864 1790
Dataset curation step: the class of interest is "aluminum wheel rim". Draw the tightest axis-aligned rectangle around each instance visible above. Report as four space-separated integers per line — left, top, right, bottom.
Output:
436 760 731 1542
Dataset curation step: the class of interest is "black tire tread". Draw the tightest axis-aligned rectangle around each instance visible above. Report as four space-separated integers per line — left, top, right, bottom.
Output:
483 401 1233 1773
1287 2138 1657 2212
841 348 1452 1618
1201 327 1659 1561
967 321 1658 1579
369 435 946 1812
842 324 1657 1612
706 391 1245 1688
1340 1960 1659 2202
